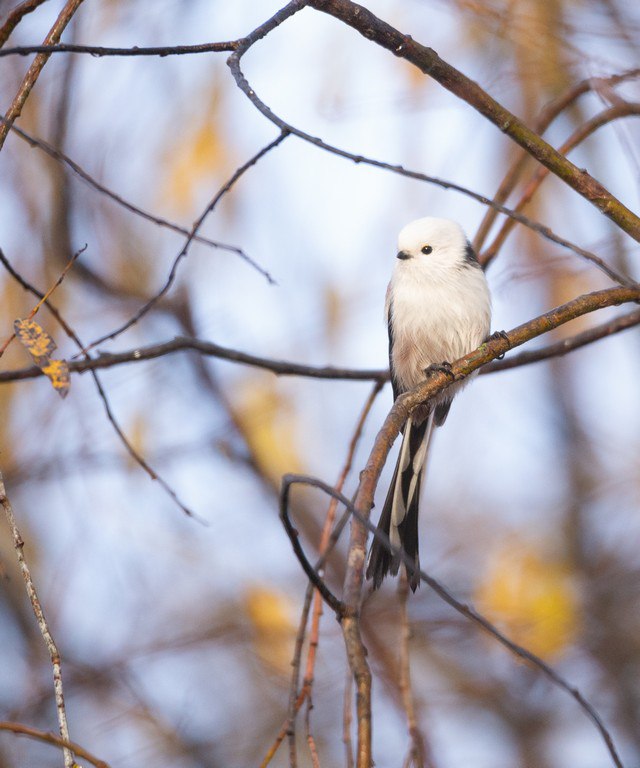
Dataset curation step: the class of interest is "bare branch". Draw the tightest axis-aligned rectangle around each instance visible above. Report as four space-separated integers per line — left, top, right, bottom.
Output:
484 307 640 372
279 475 347 618
4 120 274 282
1 303 639 385
83 131 288 352
0 0 86 153
482 101 640 270
0 41 238 57
306 0 640 242
0 0 49 48
226 12 631 284
0 248 199 520
473 68 640 252
398 576 431 768
0 721 110 768
0 473 75 768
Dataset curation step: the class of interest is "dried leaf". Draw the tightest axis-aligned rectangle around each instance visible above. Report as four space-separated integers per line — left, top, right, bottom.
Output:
14 318 70 399
14 318 56 364
40 359 70 399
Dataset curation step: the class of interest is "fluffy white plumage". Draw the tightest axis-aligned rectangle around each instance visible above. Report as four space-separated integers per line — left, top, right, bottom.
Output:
367 217 491 591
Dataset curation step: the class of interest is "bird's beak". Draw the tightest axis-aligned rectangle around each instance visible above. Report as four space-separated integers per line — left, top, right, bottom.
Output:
396 250 412 260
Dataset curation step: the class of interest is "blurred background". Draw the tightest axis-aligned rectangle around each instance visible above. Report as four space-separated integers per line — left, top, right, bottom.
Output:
1 1 640 766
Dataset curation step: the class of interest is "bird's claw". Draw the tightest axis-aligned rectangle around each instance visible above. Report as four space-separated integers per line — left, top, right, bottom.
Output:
424 361 455 381
487 330 509 359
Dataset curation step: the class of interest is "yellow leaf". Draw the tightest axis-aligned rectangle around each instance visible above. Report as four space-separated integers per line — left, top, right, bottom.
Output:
231 377 303 485
14 318 56 364
244 586 296 674
40 359 70 399
14 318 70 399
475 538 579 659
159 79 235 214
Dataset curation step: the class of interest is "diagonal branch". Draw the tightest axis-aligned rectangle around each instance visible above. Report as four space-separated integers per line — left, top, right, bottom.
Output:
226 9 631 285
0 0 85 152
482 101 640 268
0 0 49 48
0 721 110 768
83 131 288 352
306 0 640 243
4 119 272 281
0 474 76 768
346 284 639 767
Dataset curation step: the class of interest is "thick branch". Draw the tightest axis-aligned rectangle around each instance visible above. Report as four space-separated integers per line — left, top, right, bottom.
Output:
346 285 639 766
1 305 639 385
307 0 640 242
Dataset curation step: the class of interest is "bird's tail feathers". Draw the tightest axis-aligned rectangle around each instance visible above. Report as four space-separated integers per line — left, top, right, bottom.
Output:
366 412 434 591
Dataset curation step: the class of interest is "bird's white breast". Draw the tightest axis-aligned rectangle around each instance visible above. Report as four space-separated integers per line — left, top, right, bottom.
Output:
388 260 491 394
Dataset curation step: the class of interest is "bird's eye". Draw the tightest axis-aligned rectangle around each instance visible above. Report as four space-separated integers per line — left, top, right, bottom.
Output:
421 245 433 255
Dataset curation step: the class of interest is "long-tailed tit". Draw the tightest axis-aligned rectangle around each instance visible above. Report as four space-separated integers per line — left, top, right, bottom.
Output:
366 217 491 591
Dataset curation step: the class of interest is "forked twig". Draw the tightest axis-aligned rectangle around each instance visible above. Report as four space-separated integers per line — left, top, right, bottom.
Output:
283 473 624 768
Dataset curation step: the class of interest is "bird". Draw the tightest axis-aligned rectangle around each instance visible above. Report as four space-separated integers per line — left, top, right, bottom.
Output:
366 217 491 591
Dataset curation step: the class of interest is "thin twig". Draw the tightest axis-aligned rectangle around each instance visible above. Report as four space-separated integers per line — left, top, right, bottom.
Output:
343 663 354 768
0 244 84 359
0 0 86 152
83 131 289 352
398 575 431 768
0 41 238 57
227 27 628 285
0 473 75 768
279 479 346 618
4 119 273 282
0 721 109 768
0 0 49 48
284 473 624 768
262 384 382 768
307 0 640 243
473 68 640 253
0 248 199 519
482 102 640 273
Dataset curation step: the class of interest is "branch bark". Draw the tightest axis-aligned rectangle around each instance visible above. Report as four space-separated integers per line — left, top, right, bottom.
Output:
307 0 640 243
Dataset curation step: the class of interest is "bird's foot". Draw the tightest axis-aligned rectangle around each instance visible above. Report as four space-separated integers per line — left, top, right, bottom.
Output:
424 361 455 381
487 330 509 360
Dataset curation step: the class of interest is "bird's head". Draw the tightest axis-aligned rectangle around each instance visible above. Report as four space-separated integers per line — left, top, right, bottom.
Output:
395 217 476 269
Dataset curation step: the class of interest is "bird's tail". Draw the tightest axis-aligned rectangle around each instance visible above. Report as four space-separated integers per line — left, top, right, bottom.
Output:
366 411 434 591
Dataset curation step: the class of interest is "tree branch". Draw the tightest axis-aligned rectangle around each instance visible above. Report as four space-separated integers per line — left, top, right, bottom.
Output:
0 721 110 768
307 0 640 243
1 305 639 385
0 41 238 57
0 474 75 768
0 0 86 152
3 120 272 281
82 130 288 352
0 0 49 48
226 8 630 284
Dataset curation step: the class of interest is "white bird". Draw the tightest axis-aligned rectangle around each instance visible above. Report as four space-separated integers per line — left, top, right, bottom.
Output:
366 217 492 591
